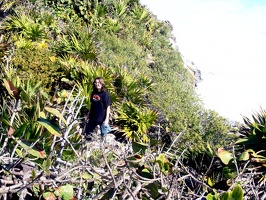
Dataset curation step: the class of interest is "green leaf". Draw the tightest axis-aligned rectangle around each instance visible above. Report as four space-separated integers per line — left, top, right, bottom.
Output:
126 155 142 167
40 111 46 118
43 158 51 168
37 117 61 137
43 192 56 200
32 185 40 197
132 141 148 154
231 184 244 199
222 167 237 179
14 123 28 138
206 193 216 200
31 169 37 179
155 153 173 174
44 107 67 126
235 136 259 145
82 172 92 180
17 139 46 158
207 177 214 187
251 151 266 159
58 184 74 200
161 187 168 193
238 149 266 162
19 88 30 103
220 192 230 200
101 188 116 200
217 148 233 165
0 117 11 127
162 162 173 174
156 153 166 168
206 142 214 156
15 149 23 158
145 183 159 199
238 149 253 161
43 159 51 174
140 168 153 179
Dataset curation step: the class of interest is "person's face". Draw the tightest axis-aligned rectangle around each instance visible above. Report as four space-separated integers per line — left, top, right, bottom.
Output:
94 79 102 91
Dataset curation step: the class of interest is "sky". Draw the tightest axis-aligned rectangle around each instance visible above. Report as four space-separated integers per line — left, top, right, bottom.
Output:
140 0 266 122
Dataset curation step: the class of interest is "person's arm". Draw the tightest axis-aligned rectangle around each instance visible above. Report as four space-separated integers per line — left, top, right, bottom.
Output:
103 105 110 126
85 111 90 122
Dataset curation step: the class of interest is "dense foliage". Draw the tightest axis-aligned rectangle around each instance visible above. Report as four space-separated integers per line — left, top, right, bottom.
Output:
1 0 265 199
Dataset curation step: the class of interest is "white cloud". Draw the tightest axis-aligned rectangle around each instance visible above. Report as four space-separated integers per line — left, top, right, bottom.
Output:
141 0 266 121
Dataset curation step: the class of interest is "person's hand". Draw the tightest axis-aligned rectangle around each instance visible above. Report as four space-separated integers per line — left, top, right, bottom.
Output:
85 112 90 122
103 120 108 126
85 115 90 122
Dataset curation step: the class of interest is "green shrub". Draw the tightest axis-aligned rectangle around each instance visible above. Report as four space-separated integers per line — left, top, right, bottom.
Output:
12 46 64 91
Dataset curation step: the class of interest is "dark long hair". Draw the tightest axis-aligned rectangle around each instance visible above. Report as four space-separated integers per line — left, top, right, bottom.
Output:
92 77 106 92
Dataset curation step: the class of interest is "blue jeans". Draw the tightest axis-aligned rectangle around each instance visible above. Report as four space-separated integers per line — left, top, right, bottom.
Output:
101 124 112 137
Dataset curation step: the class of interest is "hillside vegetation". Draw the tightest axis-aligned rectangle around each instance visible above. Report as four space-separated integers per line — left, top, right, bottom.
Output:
0 0 266 199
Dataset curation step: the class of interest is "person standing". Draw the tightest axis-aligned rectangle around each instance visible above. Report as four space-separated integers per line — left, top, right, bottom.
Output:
86 77 111 140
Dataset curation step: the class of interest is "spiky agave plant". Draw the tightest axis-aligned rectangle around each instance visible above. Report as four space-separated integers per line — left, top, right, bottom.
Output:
237 109 266 153
53 27 98 61
130 2 151 23
114 101 157 143
113 67 154 105
3 11 48 41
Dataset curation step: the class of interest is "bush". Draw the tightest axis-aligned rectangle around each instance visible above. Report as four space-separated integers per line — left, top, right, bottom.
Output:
12 46 64 91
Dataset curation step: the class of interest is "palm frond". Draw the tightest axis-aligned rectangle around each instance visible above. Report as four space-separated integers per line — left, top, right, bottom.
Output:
113 0 128 17
115 101 157 143
130 3 150 23
238 109 266 152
